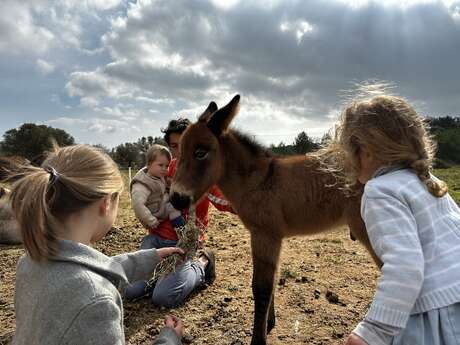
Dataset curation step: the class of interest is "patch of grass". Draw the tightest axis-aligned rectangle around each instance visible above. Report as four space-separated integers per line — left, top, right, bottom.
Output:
280 266 298 280
433 166 460 204
324 254 345 265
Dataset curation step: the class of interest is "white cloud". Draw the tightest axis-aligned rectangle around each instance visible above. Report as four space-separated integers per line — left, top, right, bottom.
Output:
280 20 314 44
94 105 141 120
64 0 460 138
80 97 100 107
47 116 137 135
87 122 117 133
0 1 54 54
47 117 84 126
66 69 134 103
0 0 125 58
2 0 460 149
36 59 55 75
86 0 123 11
451 4 460 20
209 0 240 10
333 0 460 17
135 96 175 105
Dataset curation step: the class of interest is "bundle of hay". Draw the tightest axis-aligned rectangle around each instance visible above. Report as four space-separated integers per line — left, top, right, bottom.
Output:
146 207 201 289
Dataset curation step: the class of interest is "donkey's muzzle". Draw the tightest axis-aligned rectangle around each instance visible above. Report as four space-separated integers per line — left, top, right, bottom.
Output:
170 192 192 211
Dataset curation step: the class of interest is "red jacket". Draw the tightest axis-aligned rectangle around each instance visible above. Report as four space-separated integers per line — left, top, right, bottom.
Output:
149 158 233 241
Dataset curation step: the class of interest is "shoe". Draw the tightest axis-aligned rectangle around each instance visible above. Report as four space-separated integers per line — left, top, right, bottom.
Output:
200 249 216 285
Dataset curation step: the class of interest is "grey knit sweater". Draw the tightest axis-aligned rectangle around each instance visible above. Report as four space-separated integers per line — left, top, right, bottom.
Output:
12 239 182 345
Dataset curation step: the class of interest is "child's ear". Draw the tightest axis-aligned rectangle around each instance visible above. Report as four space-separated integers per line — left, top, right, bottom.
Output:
99 196 111 216
363 148 378 164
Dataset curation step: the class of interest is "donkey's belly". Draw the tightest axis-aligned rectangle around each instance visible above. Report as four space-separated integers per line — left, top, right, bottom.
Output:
278 194 348 237
282 215 347 238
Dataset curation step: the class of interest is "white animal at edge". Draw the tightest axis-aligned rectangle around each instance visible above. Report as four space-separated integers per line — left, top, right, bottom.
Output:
0 187 22 244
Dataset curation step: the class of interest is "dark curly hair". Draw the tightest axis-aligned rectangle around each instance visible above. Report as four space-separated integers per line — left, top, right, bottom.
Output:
161 118 191 144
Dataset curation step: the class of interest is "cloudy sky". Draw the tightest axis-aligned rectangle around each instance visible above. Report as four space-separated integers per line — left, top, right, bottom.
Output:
1 0 459 148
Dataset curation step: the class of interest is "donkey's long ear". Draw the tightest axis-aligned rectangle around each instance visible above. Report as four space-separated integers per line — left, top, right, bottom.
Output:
198 101 218 123
207 95 240 137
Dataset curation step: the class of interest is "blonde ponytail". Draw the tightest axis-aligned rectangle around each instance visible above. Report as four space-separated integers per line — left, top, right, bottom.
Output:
8 145 123 261
10 167 60 260
410 159 448 198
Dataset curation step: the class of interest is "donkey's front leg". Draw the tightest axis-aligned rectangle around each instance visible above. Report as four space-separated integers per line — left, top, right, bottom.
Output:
267 297 275 334
347 214 382 268
250 234 282 345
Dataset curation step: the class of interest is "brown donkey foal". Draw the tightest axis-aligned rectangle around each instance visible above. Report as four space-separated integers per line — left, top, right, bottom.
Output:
170 95 380 345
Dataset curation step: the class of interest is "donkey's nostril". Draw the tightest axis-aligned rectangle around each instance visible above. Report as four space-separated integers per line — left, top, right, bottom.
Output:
170 192 191 211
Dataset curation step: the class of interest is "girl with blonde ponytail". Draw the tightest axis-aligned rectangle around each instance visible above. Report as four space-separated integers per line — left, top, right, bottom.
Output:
11 144 184 345
329 96 460 345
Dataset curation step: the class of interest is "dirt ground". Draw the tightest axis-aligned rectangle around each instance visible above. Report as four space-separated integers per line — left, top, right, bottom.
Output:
0 183 379 345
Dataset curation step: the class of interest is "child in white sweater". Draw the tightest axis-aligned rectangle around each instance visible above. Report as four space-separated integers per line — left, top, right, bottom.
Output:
327 95 460 345
130 144 185 231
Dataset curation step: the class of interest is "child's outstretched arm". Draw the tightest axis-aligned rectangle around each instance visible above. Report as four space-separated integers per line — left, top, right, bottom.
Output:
113 247 184 283
131 183 160 229
351 186 424 345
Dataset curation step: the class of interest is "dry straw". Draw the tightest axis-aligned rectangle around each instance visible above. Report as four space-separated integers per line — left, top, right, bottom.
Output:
146 207 201 289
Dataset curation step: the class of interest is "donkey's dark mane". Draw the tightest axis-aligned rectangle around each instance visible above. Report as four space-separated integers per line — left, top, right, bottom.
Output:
229 129 272 158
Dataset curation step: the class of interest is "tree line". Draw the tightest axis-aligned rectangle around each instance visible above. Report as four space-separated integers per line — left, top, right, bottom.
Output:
427 116 460 167
269 116 460 166
1 118 459 168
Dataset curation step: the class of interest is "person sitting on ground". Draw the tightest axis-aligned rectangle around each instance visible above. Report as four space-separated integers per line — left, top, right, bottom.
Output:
9 144 184 345
125 144 186 297
125 117 234 307
130 144 185 232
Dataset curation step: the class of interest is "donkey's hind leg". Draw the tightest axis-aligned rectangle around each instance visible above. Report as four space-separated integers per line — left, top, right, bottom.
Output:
250 232 282 345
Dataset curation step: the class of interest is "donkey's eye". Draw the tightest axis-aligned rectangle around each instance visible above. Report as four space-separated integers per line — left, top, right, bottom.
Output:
194 148 208 160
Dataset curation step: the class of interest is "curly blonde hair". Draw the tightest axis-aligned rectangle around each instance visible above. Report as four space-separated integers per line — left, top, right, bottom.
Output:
322 95 447 197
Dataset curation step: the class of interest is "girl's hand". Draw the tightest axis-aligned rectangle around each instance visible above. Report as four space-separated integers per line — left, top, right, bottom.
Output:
164 315 184 338
344 334 368 345
157 247 185 259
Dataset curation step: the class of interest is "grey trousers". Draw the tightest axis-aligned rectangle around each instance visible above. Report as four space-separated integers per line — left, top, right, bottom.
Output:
392 303 460 345
140 234 205 308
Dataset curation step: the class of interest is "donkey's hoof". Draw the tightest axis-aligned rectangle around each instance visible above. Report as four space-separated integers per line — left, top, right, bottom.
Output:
250 340 267 345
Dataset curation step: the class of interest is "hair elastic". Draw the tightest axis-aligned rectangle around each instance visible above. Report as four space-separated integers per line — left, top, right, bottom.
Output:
44 166 60 184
